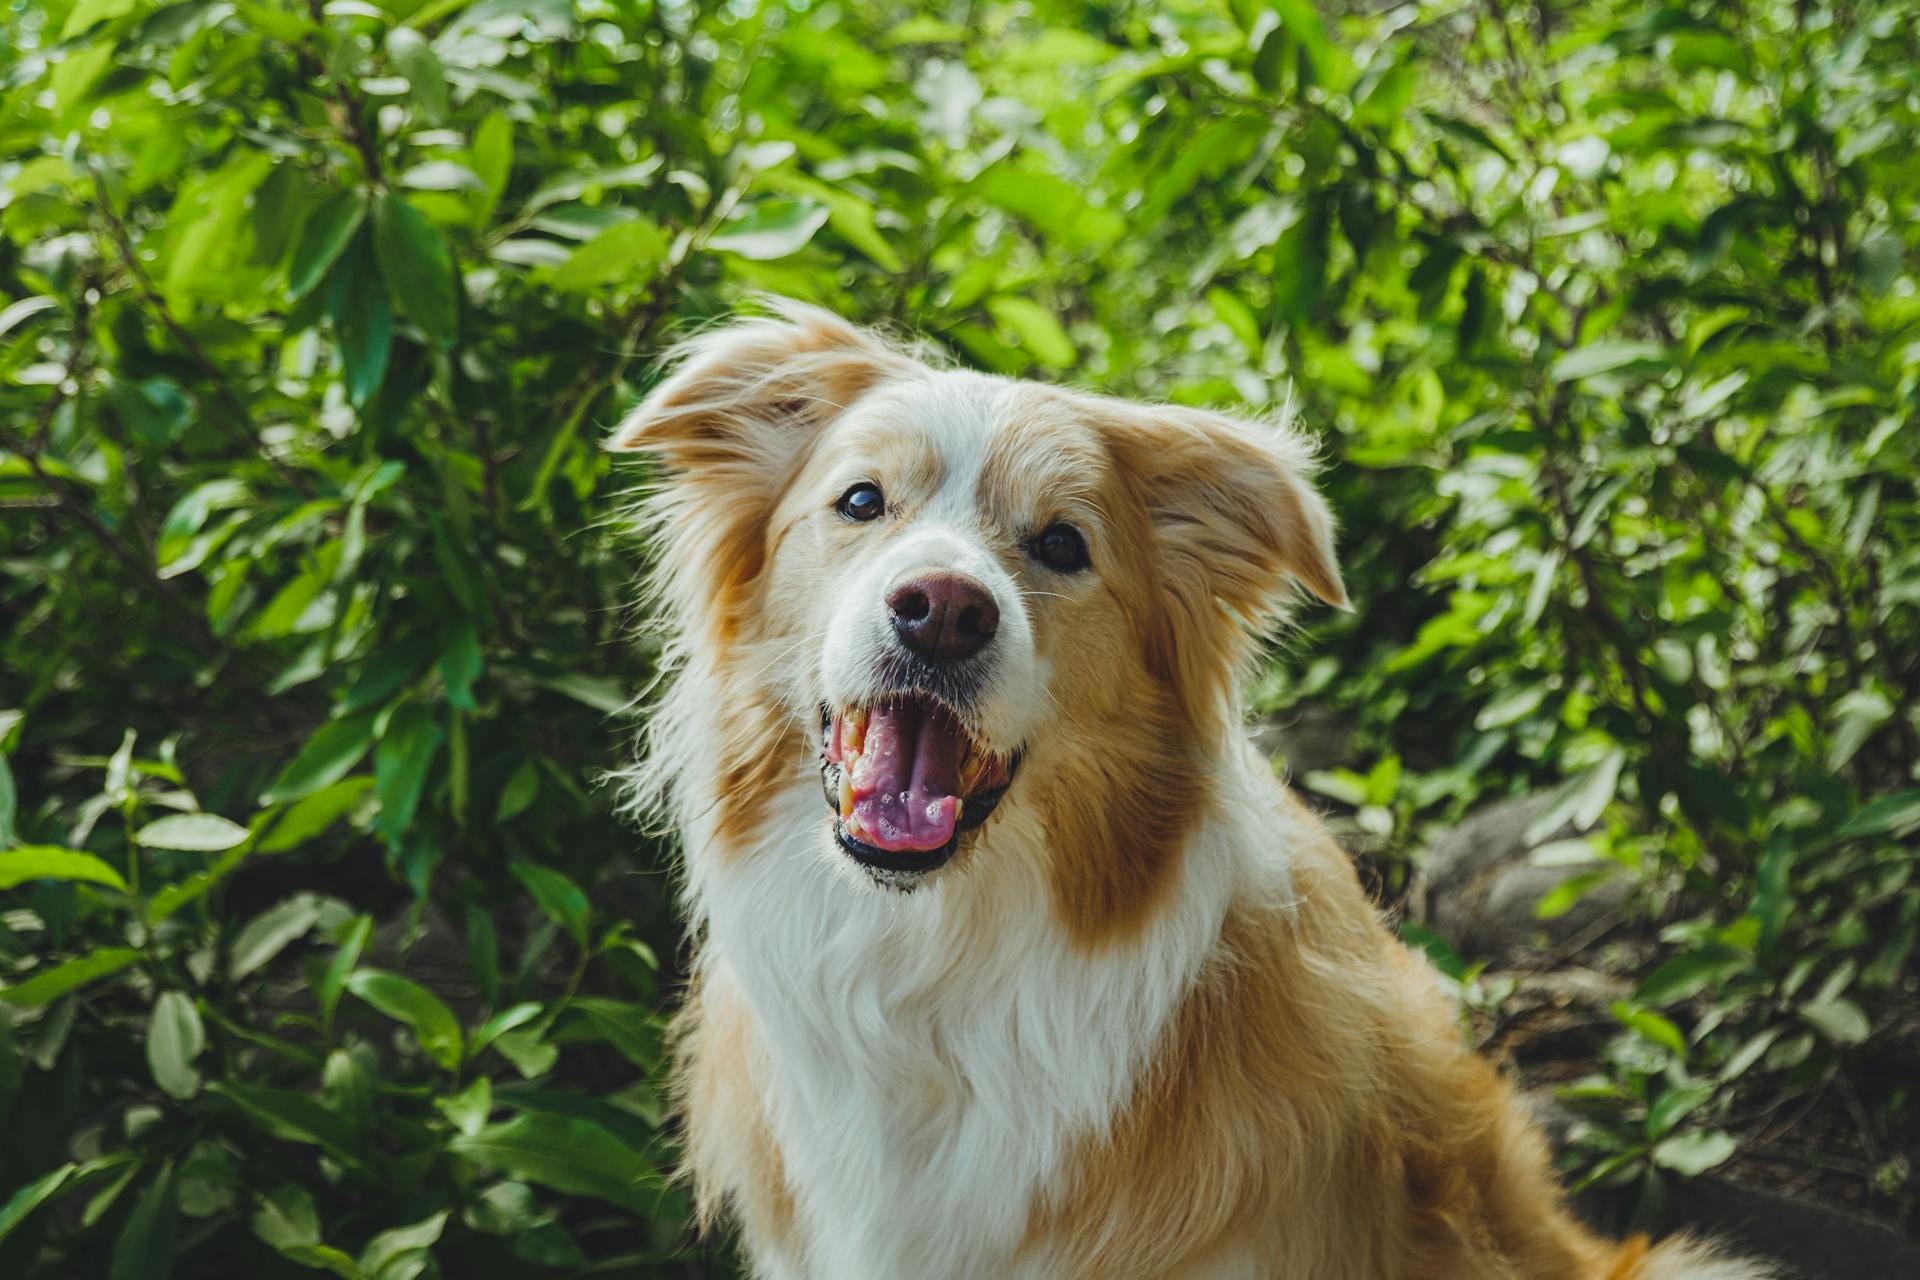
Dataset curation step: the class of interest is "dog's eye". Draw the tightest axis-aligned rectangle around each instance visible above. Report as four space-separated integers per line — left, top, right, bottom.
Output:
836 482 886 522
1030 522 1090 573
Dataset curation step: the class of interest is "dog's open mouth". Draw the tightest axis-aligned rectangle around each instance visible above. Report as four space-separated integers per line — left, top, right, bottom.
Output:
819 697 1018 878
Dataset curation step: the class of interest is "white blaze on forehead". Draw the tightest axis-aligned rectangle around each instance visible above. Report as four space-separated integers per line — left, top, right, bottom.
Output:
914 370 1019 524
814 370 1047 752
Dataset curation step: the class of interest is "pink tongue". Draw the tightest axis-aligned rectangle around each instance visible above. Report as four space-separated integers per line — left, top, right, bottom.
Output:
848 701 964 852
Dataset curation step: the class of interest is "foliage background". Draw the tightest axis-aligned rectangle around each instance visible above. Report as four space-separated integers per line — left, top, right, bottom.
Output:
1 0 1916 1274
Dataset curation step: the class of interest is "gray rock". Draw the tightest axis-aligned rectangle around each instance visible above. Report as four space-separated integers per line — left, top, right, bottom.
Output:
1413 791 1629 964
1524 1090 1920 1279
1575 1167 1919 1280
1250 703 1356 778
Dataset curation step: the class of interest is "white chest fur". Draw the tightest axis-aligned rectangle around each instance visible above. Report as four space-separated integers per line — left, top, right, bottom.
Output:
688 761 1289 1279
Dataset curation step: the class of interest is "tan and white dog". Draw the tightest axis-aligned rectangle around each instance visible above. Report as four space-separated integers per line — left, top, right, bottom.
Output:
611 301 1769 1280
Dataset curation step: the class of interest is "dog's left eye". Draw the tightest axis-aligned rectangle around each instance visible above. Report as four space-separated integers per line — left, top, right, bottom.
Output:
836 482 886 522
1030 522 1090 573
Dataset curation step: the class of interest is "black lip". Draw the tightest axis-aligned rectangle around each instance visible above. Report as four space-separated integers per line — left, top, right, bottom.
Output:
833 824 958 875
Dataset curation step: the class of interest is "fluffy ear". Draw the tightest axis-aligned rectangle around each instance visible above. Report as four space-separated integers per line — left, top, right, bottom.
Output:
1107 401 1347 618
613 300 908 645
607 297 907 473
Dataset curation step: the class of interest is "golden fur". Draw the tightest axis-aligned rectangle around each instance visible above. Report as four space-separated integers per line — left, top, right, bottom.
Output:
613 301 1768 1279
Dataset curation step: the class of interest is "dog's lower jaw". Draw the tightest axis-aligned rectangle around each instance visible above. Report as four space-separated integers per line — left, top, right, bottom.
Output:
831 821 954 889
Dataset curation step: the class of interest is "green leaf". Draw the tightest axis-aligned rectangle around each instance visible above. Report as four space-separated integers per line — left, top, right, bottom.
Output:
436 1076 492 1137
62 0 139 38
0 753 16 847
439 621 483 711
1837 789 1920 838
0 296 58 341
109 1162 177 1280
448 1113 662 1212
1533 870 1613 920
1799 997 1871 1046
1718 1028 1783 1082
343 969 463 1070
1826 688 1895 773
1635 945 1748 1006
557 997 661 1069
257 777 375 854
318 915 372 1025
1612 1002 1688 1057
282 1245 363 1279
708 198 830 260
1651 1130 1737 1176
0 846 128 892
465 903 501 1005
329 233 393 407
1 948 142 1006
1398 922 1466 981
985 296 1076 368
471 112 513 198
209 1083 369 1167
547 219 669 291
969 168 1123 248
1206 287 1262 357
147 992 206 1100
133 813 249 852
510 862 589 947
230 893 326 980
1646 1082 1716 1137
288 192 366 300
1272 196 1331 325
490 1027 559 1078
0 1163 78 1246
469 1001 543 1062
1474 685 1546 731
361 1211 446 1280
1549 341 1666 382
374 706 443 850
495 761 538 823
251 1184 320 1251
372 192 459 348
1426 112 1515 162
385 28 448 121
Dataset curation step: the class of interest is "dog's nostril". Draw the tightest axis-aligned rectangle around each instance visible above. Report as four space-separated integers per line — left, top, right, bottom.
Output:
892 590 931 623
887 573 998 662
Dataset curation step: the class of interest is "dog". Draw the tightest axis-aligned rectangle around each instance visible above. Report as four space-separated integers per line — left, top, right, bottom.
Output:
611 301 1770 1279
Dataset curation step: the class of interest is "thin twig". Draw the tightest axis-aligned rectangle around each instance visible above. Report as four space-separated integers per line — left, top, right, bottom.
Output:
89 172 313 494
32 286 92 450
2 423 210 649
302 0 384 184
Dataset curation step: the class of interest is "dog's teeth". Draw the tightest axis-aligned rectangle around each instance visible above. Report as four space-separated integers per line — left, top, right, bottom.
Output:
838 769 854 819
953 797 965 821
960 743 987 792
844 707 866 754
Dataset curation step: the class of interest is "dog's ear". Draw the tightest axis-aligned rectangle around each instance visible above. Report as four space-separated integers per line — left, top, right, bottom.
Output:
613 301 907 647
608 299 904 477
1108 400 1346 620
1098 401 1344 719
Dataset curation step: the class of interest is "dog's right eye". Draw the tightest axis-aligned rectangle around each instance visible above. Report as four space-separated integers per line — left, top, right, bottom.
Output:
836 482 886 522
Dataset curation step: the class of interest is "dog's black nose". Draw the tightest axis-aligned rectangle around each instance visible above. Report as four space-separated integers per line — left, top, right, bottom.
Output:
888 572 999 663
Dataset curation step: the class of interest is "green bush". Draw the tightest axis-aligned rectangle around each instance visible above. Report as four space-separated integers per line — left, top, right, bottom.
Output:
1 0 1914 1272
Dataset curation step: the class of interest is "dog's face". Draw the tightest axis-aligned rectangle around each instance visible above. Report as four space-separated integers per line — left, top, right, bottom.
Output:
616 303 1343 927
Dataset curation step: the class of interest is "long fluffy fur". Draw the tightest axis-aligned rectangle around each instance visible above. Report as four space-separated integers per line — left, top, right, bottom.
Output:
612 301 1774 1280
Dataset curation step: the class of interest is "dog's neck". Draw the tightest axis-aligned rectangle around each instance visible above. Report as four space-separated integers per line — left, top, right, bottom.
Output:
678 709 1299 1276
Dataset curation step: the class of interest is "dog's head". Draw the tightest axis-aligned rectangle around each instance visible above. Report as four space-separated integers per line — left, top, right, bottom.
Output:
615 302 1342 933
